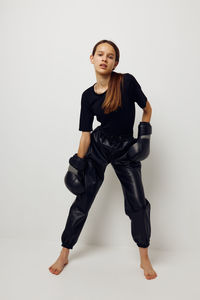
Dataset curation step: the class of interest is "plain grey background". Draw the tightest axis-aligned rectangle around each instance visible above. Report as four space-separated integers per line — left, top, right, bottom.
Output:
1 0 199 253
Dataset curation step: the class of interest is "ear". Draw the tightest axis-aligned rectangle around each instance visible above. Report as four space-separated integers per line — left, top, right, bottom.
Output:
114 61 118 69
90 54 94 64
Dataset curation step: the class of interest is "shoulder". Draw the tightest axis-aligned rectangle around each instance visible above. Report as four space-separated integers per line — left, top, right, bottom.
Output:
123 73 144 92
80 87 91 102
123 72 137 84
80 86 94 108
81 85 94 99
121 73 139 94
83 86 92 94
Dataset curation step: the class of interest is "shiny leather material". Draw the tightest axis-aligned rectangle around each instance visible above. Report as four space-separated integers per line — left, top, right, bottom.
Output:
61 125 151 249
64 154 87 195
113 121 152 163
64 164 85 195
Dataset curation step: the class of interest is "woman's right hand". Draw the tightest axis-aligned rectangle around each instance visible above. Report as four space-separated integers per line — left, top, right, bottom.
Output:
64 153 87 195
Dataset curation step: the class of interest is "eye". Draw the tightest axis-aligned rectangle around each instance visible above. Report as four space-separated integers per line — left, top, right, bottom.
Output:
98 54 113 59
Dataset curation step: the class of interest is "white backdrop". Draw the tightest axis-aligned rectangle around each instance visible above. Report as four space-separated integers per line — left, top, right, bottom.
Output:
1 0 199 252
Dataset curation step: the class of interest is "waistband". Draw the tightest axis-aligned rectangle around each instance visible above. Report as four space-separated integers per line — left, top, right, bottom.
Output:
93 126 133 139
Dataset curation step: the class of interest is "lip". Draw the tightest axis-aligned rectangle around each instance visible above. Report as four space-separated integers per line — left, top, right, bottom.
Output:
100 64 107 68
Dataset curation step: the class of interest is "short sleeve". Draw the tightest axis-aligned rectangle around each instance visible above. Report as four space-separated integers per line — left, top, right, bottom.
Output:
78 92 94 131
126 73 147 109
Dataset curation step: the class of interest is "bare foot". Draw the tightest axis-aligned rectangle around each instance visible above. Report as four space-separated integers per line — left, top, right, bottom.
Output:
140 258 158 280
49 248 69 275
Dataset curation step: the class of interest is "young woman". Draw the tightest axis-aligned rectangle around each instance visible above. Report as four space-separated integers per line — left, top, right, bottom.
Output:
49 40 157 280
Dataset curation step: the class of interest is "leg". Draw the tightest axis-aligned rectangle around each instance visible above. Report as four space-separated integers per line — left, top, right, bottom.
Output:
49 127 109 275
61 157 107 249
111 159 151 248
111 159 157 279
49 157 107 275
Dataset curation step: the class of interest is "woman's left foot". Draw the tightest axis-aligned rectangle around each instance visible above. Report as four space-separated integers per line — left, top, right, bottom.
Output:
140 258 158 280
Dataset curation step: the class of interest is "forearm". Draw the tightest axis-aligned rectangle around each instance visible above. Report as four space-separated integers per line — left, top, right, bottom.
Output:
141 100 152 123
77 133 91 158
142 111 152 123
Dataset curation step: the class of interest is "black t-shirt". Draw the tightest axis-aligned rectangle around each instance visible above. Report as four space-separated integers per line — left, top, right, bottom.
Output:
78 73 147 136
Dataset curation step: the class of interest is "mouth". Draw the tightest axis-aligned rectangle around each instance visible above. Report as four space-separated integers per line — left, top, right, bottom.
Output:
100 64 107 68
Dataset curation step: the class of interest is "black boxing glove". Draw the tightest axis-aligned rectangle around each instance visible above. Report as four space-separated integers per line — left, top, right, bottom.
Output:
64 153 87 195
127 122 152 161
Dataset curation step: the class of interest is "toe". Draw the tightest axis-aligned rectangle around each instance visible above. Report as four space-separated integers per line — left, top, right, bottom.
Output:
145 274 152 279
146 274 156 280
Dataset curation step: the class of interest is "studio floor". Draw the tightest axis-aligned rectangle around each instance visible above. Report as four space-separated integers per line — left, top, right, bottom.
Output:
0 238 199 300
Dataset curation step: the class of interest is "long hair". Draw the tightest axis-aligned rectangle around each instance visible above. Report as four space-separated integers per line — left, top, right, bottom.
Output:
92 40 124 114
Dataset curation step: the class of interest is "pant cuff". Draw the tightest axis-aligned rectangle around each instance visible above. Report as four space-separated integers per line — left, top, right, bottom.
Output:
61 243 73 249
137 242 150 248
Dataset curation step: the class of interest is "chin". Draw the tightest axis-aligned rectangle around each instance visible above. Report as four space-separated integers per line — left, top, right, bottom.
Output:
97 68 111 74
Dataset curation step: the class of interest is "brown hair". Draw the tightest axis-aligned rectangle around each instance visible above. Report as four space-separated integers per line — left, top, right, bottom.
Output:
92 40 124 114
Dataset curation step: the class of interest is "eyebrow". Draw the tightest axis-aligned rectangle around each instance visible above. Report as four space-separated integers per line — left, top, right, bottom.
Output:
97 51 115 55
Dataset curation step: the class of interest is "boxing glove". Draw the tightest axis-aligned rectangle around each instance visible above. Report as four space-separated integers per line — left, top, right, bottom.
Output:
127 121 152 161
64 153 87 195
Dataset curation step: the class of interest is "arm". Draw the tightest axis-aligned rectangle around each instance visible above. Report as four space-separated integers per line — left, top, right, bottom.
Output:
64 131 91 195
141 100 152 123
77 132 91 158
126 100 152 162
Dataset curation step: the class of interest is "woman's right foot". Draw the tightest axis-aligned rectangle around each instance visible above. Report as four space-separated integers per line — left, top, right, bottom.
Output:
49 248 70 275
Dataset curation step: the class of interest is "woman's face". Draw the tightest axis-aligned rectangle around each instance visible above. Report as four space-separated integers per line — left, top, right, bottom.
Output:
90 43 118 74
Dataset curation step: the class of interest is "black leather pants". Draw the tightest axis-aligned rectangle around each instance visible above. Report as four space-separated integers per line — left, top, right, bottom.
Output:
61 125 151 249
